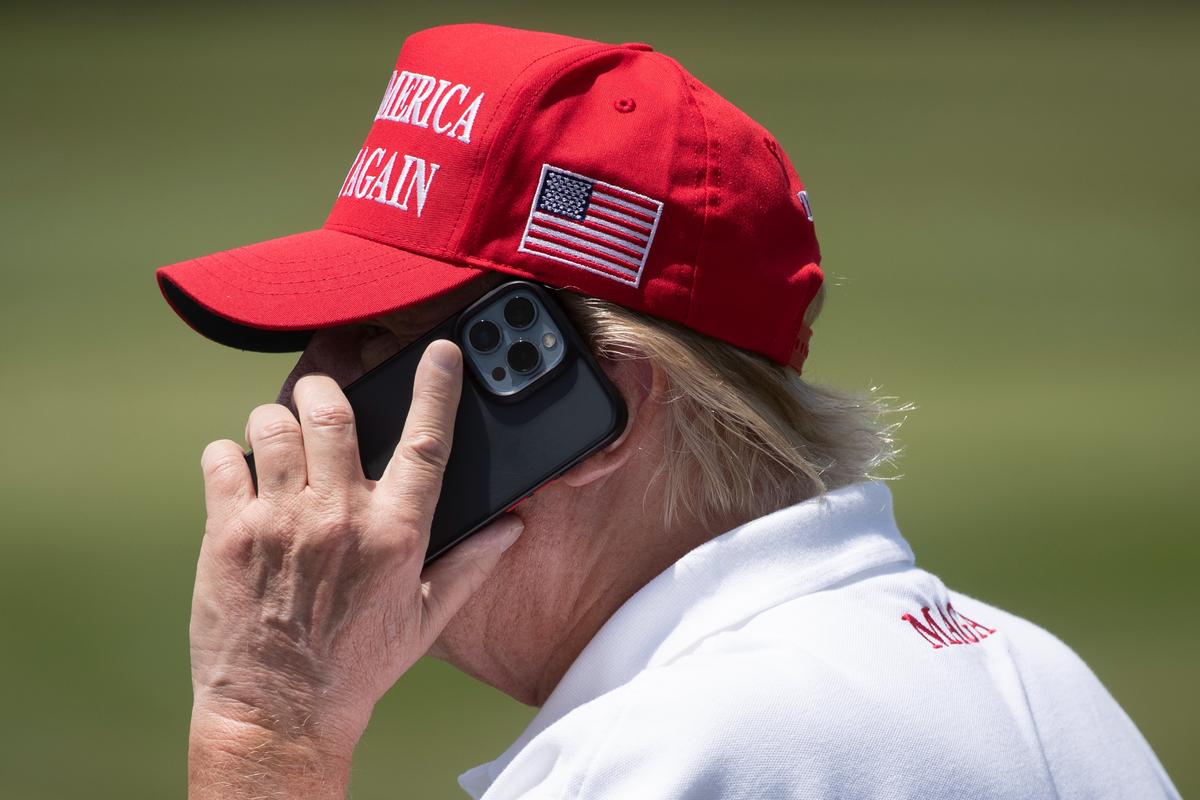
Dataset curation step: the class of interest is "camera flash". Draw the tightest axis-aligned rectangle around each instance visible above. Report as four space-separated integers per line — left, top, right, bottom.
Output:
542 332 558 349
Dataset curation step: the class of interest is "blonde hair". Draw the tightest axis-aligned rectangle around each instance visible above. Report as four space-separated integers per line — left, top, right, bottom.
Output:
558 286 904 529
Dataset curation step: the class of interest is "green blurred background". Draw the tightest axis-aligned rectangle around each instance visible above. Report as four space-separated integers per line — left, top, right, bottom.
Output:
2 1 1196 797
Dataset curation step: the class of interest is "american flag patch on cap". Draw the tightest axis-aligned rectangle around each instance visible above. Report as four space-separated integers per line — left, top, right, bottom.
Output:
518 164 663 287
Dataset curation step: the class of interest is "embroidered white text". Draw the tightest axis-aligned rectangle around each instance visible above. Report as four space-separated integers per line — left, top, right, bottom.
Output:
374 70 484 144
336 147 440 217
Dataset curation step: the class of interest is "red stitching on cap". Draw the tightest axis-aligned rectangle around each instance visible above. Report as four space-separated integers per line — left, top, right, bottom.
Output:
195 250 430 294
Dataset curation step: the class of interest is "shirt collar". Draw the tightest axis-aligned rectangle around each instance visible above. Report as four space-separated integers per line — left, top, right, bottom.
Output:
458 480 913 797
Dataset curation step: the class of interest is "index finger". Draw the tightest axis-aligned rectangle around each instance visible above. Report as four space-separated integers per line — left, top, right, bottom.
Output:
378 339 463 534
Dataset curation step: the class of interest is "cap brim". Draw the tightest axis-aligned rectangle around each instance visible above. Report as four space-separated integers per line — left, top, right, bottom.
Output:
156 228 489 352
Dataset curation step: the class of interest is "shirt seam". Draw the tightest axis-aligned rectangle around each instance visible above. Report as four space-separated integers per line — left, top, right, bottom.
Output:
999 634 1065 800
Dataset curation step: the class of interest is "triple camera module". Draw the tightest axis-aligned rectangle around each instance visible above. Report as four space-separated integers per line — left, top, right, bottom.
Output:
462 288 566 397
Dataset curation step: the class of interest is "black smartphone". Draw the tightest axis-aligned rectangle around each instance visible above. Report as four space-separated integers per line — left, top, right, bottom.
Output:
246 280 627 563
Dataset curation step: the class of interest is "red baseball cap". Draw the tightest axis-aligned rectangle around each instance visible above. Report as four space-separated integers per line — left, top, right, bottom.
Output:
156 23 823 370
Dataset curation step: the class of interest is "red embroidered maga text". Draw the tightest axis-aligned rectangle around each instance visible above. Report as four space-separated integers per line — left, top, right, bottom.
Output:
901 602 997 650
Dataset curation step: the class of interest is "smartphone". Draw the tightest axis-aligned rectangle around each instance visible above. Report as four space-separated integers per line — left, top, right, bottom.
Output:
246 280 627 563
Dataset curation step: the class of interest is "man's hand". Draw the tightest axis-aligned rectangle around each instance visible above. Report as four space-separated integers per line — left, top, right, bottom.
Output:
187 340 523 799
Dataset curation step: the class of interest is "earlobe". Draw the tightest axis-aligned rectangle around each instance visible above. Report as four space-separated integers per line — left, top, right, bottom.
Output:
559 356 663 488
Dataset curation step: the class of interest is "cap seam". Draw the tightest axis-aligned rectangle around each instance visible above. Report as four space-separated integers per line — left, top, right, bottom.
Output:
458 44 637 254
446 41 608 254
658 55 712 330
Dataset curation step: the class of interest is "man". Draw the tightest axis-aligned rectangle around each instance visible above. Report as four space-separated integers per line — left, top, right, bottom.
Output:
159 23 1179 800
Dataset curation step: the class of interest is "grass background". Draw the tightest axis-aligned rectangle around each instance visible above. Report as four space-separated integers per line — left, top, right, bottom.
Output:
1 1 1196 797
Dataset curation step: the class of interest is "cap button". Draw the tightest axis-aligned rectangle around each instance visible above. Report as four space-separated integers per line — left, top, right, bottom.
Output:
621 42 654 52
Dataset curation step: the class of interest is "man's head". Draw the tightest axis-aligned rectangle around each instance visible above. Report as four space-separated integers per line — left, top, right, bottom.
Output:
157 23 897 703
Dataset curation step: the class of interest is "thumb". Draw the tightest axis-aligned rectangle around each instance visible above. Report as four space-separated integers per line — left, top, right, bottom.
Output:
418 515 525 643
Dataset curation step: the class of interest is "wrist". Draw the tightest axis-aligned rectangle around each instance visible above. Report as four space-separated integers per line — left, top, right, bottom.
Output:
189 704 356 800
190 691 364 761
191 671 370 756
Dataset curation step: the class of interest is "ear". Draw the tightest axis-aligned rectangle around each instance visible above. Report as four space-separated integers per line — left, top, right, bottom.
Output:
559 355 666 488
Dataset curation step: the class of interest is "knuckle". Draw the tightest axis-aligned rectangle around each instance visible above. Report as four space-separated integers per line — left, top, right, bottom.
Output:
295 513 359 561
458 552 493 588
303 479 343 507
401 431 452 471
202 449 244 482
206 521 256 566
363 527 420 562
418 375 455 406
311 512 355 545
256 417 302 446
383 498 435 541
241 500 299 546
306 402 355 430
305 489 358 534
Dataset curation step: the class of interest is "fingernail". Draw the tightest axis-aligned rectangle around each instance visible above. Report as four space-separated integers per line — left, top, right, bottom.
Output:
496 517 525 553
429 340 461 371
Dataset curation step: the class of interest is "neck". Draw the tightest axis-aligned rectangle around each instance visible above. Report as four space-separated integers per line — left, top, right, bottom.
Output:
524 493 753 706
432 452 755 707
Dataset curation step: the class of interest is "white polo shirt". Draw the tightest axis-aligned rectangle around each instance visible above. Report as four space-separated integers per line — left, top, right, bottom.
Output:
457 481 1179 799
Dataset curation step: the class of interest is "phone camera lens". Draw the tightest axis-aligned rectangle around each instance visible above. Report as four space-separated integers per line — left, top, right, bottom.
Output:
468 320 501 352
506 341 540 374
503 296 537 329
